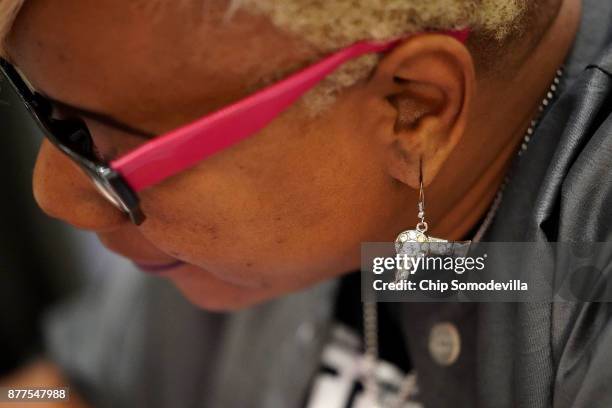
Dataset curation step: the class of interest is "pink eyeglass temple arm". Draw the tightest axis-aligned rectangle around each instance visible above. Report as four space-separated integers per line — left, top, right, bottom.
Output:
111 29 469 192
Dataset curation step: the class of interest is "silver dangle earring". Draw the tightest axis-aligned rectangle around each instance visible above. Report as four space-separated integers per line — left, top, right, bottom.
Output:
416 158 428 235
394 158 449 281
395 158 447 245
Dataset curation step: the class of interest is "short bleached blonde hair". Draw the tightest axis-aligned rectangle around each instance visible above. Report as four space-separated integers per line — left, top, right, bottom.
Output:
0 0 531 111
233 0 529 110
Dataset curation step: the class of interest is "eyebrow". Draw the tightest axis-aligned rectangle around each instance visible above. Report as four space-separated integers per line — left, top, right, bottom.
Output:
44 95 157 139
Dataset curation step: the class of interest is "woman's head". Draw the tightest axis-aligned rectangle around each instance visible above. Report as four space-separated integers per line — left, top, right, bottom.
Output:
1 0 563 309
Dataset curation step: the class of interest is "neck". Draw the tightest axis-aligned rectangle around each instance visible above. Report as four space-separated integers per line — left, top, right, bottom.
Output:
429 0 582 241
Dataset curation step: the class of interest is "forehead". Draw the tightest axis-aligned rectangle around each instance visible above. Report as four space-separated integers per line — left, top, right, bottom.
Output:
7 0 318 132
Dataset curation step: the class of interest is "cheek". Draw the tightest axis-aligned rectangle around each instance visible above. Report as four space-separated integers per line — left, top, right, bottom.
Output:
133 114 392 289
136 171 345 288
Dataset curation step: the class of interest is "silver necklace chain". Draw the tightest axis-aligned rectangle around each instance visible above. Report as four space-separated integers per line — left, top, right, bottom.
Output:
362 67 564 408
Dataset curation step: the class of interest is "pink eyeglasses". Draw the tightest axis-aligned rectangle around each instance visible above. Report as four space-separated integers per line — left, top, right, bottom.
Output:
0 29 468 224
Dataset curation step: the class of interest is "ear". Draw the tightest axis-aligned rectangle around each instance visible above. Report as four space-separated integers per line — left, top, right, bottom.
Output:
369 33 475 188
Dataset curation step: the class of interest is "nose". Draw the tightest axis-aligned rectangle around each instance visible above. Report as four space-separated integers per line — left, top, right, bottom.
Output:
33 139 128 231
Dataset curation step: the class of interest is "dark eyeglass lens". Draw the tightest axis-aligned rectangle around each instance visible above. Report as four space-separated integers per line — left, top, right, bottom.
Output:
48 118 96 159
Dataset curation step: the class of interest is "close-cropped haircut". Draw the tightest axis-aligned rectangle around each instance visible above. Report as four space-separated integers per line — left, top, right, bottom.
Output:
1 0 560 113
231 0 560 111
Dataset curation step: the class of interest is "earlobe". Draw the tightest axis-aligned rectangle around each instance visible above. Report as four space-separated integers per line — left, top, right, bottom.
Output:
371 33 475 188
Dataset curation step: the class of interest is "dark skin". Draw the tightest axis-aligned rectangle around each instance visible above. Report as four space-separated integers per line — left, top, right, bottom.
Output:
2 0 582 399
6 0 579 312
